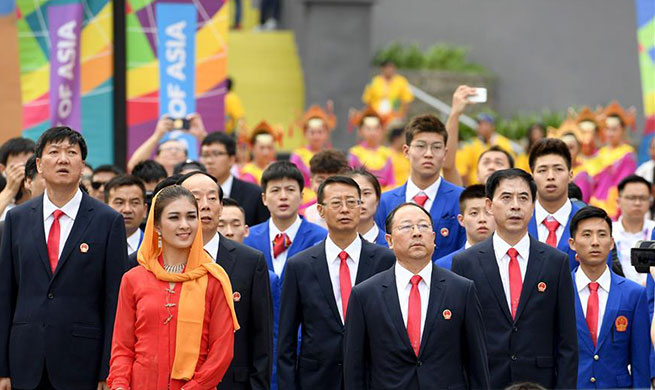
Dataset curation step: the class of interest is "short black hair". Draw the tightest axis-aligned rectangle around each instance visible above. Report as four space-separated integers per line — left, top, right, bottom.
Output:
24 154 38 180
347 169 381 201
459 184 487 212
617 174 651 195
221 197 246 221
384 202 434 234
0 137 35 166
317 175 362 204
173 160 207 175
153 174 182 197
388 126 405 143
132 160 167 184
104 174 146 203
35 126 87 160
177 170 223 201
309 150 349 175
485 168 537 202
201 132 236 157
570 206 612 237
528 138 572 171
261 161 304 192
478 145 515 168
93 164 124 177
380 59 396 67
405 114 448 145
568 182 584 201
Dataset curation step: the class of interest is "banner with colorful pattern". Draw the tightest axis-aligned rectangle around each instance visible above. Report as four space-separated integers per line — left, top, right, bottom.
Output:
636 0 655 163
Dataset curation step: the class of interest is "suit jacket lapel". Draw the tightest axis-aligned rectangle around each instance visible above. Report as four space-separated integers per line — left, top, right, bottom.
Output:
216 234 237 274
572 274 596 353
288 219 308 259
382 268 414 354
418 264 445 359
477 238 513 323
429 181 452 221
54 194 94 277
354 240 376 284
311 241 343 326
557 203 577 252
514 237 545 322
596 273 622 351
260 223 273 272
31 198 52 277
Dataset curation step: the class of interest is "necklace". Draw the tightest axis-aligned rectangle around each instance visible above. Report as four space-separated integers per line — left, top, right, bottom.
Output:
163 263 186 273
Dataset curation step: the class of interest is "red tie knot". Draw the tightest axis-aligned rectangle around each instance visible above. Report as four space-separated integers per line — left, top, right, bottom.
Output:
588 282 599 292
338 250 349 263
413 193 428 207
507 247 519 260
273 233 291 258
410 274 422 287
543 218 560 232
53 209 64 220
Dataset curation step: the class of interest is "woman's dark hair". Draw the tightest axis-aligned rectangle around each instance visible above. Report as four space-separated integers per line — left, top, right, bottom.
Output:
485 168 536 202
347 168 381 201
153 185 198 224
35 126 87 160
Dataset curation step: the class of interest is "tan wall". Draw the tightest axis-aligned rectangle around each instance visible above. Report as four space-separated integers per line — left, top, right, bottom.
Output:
0 13 23 143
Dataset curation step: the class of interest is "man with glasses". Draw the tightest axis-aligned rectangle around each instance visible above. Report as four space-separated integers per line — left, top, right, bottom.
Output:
89 164 123 202
375 114 465 261
277 176 395 390
612 175 655 285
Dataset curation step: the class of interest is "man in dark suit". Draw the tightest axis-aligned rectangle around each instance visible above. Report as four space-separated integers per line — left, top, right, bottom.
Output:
200 132 269 226
277 176 395 390
452 168 578 388
179 171 273 390
0 127 128 390
344 202 489 389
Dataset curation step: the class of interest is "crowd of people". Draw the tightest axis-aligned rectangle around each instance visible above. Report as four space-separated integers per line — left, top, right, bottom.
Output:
0 80 654 390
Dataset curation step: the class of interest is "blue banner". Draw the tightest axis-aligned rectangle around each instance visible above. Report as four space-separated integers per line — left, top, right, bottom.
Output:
0 1 15 16
156 2 198 160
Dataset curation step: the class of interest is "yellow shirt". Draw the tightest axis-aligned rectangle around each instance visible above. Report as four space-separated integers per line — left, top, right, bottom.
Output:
362 75 414 115
456 134 516 185
391 150 410 187
225 91 245 134
240 163 264 185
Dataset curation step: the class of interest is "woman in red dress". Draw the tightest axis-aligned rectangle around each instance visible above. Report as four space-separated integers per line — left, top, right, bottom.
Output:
108 185 239 390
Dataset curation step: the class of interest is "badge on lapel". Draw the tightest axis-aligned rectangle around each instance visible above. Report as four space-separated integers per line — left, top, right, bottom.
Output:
440 227 449 238
537 282 547 293
80 243 89 253
442 309 452 320
615 315 628 332
233 291 241 302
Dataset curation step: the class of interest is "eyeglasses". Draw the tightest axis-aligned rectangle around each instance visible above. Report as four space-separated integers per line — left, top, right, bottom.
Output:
320 198 362 210
410 142 444 155
91 181 106 190
622 195 652 203
394 223 432 233
200 151 229 159
160 146 185 153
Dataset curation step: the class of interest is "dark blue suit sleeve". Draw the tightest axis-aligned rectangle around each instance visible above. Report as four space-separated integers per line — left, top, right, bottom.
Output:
631 287 651 387
0 213 15 377
276 260 301 390
462 282 490 389
249 253 273 390
555 253 578 388
343 287 367 390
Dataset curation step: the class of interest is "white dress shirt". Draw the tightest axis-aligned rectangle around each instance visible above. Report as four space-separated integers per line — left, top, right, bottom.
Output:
203 232 220 261
534 199 572 246
269 216 302 276
635 160 655 184
43 189 83 259
220 174 235 198
126 229 143 256
492 232 530 311
0 202 15 222
612 217 655 286
361 224 379 244
395 261 432 338
325 235 362 322
405 177 441 211
576 266 611 336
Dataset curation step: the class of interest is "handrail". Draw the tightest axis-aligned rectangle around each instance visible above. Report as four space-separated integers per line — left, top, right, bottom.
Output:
409 84 478 128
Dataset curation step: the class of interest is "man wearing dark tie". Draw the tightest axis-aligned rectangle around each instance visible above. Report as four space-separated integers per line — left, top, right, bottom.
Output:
179 171 273 390
344 202 490 389
0 127 128 390
452 168 578 388
277 176 395 390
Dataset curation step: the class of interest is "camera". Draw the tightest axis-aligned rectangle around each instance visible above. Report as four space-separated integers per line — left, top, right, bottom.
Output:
630 240 655 273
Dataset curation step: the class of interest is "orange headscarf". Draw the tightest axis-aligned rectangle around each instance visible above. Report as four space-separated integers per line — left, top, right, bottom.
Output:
137 189 239 380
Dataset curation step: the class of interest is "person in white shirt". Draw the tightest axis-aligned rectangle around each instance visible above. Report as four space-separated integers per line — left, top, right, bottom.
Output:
348 169 386 245
105 175 147 256
612 174 655 286
635 137 655 184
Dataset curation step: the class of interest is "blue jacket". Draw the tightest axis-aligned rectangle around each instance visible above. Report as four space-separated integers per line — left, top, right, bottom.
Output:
528 201 581 270
573 269 650 389
244 218 327 279
375 180 465 261
435 246 465 270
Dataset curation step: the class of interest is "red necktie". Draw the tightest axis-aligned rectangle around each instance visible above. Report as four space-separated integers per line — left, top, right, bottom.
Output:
507 248 522 319
587 282 600 347
47 210 65 273
412 192 428 207
407 275 422 356
273 233 291 258
542 218 560 247
338 251 352 320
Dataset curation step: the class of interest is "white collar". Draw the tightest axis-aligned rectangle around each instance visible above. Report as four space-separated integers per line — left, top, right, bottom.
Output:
203 232 221 261
395 261 432 289
220 174 234 197
613 217 655 236
269 216 303 241
325 234 362 265
127 229 143 249
406 176 441 203
576 266 611 294
493 232 530 261
465 241 473 249
535 199 572 227
361 224 379 243
43 188 83 221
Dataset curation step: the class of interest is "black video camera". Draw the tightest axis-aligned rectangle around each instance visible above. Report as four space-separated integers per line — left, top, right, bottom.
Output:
630 240 655 273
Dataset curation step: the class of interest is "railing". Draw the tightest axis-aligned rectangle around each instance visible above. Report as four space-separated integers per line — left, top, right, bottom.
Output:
409 84 478 128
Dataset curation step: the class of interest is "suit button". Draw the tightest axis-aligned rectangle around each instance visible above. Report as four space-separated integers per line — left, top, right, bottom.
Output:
511 355 517 361
590 377 596 383
417 361 422 366
47 293 54 299
512 327 518 333
593 355 599 361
